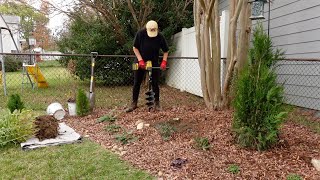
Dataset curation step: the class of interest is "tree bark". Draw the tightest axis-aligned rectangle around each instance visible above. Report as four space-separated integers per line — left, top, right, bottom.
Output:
194 0 209 107
236 0 251 71
194 0 251 109
222 0 244 107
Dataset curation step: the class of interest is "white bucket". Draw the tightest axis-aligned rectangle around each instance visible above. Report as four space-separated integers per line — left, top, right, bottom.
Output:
46 102 66 120
67 102 77 116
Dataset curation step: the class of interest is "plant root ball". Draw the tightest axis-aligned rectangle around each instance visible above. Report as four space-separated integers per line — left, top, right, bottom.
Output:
34 115 59 141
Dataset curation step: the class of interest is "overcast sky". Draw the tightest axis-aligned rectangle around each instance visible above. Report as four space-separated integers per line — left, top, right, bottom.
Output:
33 0 75 35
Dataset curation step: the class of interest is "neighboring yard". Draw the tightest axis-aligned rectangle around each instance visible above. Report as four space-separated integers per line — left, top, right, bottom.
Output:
0 60 132 110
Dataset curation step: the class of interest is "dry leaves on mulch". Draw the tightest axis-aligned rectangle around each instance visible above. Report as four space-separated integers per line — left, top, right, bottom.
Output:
64 85 320 180
64 103 320 180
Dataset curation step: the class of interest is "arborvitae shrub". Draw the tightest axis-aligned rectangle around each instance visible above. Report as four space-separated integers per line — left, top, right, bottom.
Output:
7 94 24 113
76 89 90 116
232 24 287 151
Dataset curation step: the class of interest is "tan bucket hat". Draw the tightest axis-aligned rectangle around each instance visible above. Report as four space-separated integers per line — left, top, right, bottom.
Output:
146 20 158 37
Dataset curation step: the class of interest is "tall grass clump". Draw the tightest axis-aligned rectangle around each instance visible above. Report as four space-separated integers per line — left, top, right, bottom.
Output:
232 24 287 151
0 109 37 147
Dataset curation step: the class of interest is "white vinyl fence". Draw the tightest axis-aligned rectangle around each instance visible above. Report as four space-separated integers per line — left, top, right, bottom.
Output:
166 11 229 97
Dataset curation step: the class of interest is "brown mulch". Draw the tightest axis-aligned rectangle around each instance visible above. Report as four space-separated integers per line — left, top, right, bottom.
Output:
64 92 320 179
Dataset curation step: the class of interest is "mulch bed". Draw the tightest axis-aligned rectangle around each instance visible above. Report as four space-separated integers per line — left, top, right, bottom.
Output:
64 89 320 179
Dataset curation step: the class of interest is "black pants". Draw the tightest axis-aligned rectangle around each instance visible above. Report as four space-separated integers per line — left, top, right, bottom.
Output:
132 69 160 102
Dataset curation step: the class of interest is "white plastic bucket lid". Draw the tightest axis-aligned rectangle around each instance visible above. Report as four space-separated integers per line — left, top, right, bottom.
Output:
46 102 66 120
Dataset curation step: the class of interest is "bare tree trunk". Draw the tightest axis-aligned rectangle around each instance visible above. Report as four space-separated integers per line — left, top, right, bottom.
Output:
222 0 244 107
195 0 222 109
194 0 252 109
213 0 221 109
236 0 251 71
194 0 211 108
226 0 236 70
204 19 214 109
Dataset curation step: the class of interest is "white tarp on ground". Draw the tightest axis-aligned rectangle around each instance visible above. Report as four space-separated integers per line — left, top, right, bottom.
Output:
21 122 82 150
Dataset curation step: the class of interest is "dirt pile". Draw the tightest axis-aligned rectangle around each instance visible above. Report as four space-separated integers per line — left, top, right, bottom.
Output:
34 115 59 140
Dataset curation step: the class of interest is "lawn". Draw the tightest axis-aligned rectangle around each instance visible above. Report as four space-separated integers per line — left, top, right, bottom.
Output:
0 140 153 179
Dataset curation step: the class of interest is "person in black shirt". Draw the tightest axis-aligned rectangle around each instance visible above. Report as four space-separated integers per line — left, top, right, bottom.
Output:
125 20 169 112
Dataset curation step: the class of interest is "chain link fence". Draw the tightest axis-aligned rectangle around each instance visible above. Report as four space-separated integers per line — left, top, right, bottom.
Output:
1 53 319 111
274 59 320 111
0 53 204 111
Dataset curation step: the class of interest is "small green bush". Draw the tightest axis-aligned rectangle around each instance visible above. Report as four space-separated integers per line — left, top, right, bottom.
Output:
194 137 211 150
232 24 287 151
0 109 37 147
76 89 90 116
286 174 302 180
7 94 24 113
1 56 22 72
227 164 240 174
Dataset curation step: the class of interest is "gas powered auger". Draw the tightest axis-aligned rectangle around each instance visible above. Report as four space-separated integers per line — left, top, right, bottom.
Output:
132 61 168 112
145 61 155 112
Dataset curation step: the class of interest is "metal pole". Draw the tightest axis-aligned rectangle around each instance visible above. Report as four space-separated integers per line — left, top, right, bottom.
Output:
268 0 271 37
89 52 98 110
0 29 7 96
0 27 20 53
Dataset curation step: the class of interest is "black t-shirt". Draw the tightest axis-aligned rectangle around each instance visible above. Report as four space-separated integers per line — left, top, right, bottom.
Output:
133 28 169 66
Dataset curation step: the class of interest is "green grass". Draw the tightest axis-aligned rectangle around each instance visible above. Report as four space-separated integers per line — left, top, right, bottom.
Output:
290 115 320 134
286 107 320 135
0 140 153 179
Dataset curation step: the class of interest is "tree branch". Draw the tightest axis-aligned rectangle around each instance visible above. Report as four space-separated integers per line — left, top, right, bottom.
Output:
126 0 140 29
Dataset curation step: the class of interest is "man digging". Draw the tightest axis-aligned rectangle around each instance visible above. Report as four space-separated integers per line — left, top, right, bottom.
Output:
125 20 169 113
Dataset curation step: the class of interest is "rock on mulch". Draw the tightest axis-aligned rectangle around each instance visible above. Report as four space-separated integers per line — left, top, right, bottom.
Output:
65 106 320 179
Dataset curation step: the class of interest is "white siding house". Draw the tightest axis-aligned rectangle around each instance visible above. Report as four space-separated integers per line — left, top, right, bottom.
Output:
0 14 21 53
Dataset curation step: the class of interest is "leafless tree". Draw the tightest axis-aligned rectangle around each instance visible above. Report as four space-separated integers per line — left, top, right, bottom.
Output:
194 0 252 109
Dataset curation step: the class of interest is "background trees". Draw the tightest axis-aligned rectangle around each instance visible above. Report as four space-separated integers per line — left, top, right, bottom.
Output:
0 1 52 50
55 0 194 85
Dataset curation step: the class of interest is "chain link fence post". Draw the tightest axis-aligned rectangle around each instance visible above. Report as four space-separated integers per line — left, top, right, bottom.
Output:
0 31 7 96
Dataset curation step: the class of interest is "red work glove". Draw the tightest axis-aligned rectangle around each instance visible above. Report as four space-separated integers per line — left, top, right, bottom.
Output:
160 60 167 70
138 60 146 69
